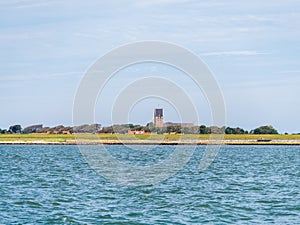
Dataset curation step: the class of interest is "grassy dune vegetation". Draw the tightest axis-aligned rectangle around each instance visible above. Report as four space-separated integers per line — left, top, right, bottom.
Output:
0 133 300 143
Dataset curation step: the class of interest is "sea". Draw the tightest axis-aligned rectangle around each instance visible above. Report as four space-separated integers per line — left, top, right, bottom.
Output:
0 145 299 224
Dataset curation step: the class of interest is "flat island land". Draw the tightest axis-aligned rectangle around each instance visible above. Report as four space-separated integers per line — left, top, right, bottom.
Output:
1 133 300 145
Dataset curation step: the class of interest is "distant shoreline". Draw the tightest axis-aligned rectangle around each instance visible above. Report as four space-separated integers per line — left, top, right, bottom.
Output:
1 140 300 146
1 134 300 145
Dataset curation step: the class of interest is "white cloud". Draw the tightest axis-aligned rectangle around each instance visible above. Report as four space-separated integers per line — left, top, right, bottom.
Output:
201 51 269 56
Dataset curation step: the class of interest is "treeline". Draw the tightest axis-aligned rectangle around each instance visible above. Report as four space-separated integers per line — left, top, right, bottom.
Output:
0 124 280 135
0 124 101 134
84 124 279 135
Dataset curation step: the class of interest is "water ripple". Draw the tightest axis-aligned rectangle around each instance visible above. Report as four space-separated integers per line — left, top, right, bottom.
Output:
0 145 299 224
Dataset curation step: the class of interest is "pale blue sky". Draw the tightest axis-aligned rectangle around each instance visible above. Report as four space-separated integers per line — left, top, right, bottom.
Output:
0 0 299 133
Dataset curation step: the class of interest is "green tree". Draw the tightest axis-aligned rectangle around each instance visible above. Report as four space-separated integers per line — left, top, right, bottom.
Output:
182 126 199 134
225 127 235 134
1 129 8 134
166 125 182 133
199 125 208 134
146 122 154 127
8 125 22 133
208 126 224 134
225 127 247 134
251 125 278 134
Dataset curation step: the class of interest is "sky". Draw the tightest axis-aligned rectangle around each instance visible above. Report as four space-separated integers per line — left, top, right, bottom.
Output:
0 0 299 133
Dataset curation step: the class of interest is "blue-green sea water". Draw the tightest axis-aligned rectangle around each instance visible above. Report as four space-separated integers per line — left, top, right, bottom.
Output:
0 145 299 224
